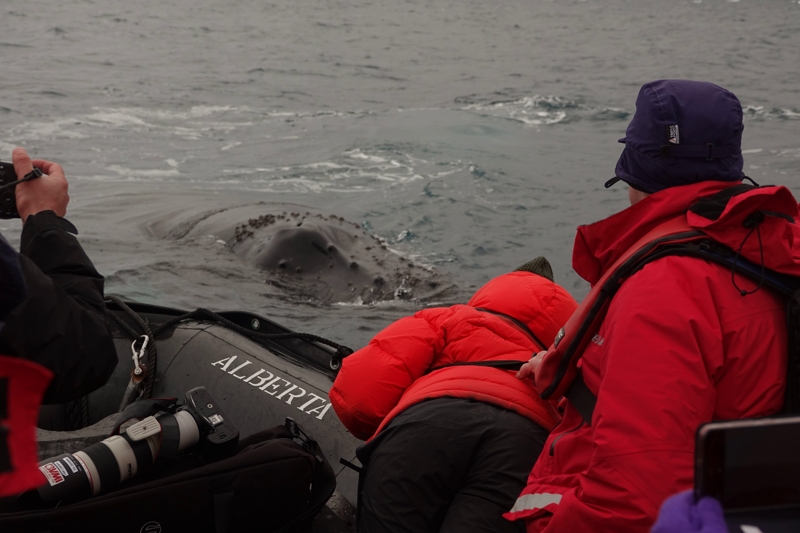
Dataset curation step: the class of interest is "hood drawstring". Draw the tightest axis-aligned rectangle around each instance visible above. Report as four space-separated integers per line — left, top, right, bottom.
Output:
731 209 795 296
732 211 766 297
742 175 760 187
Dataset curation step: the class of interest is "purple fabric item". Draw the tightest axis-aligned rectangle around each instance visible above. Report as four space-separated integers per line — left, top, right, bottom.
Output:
613 80 744 193
651 490 728 533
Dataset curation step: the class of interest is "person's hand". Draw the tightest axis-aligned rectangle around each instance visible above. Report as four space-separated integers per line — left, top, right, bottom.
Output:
12 147 69 221
517 351 546 381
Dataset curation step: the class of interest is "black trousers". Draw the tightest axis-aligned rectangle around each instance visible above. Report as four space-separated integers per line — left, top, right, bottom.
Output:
356 397 549 533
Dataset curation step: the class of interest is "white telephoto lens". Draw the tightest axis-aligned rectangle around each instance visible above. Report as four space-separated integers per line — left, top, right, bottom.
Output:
173 410 201 450
73 451 102 496
102 435 138 481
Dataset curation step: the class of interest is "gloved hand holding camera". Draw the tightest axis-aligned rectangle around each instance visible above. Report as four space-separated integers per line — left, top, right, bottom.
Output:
0 147 69 220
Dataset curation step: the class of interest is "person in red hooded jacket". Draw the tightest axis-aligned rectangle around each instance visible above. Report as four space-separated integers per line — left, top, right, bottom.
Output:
506 80 798 533
330 257 577 533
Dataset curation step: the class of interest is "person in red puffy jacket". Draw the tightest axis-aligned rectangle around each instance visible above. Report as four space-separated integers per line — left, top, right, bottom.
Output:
330 257 577 533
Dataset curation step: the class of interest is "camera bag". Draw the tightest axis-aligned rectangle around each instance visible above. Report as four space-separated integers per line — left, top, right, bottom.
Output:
0 418 336 533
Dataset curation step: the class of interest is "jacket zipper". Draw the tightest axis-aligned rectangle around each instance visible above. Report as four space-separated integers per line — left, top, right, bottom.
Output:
549 420 585 456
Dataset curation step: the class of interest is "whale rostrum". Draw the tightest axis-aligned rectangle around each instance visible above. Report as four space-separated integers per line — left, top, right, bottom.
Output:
151 203 452 304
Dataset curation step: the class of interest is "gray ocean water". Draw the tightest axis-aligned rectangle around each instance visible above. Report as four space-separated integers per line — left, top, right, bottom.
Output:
1 0 799 349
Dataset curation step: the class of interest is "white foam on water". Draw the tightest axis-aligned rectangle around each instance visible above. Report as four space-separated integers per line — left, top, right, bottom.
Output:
188 105 238 118
743 105 800 121
462 95 576 126
221 167 277 175
9 118 90 140
3 105 254 149
742 149 763 154
84 111 150 127
94 105 239 122
265 109 373 121
107 165 180 178
220 142 241 151
0 141 18 155
345 149 390 164
302 161 348 170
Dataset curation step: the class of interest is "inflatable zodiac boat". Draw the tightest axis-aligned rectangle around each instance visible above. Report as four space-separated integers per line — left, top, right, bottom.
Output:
36 298 362 518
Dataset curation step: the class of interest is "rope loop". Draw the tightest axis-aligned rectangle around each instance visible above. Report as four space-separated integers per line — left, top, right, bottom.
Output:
106 298 354 391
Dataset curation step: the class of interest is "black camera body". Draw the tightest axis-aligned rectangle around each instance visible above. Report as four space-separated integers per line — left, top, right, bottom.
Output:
181 386 239 460
0 161 20 219
35 387 239 503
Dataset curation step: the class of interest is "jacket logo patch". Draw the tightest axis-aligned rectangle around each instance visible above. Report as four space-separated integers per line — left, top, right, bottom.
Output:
554 328 565 348
591 334 604 346
668 124 680 144
211 356 332 420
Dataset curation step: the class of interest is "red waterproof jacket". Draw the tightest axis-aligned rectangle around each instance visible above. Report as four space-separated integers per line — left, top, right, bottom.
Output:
330 271 578 441
506 181 797 533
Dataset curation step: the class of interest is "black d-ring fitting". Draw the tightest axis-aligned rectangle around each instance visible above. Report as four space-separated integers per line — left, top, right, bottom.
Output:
329 345 354 371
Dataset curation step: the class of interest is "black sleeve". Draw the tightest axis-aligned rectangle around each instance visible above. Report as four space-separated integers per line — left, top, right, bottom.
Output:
0 211 117 404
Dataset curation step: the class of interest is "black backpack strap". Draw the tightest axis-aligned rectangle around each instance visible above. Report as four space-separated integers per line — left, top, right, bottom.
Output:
566 239 800 424
564 374 597 426
785 291 800 414
274 418 337 533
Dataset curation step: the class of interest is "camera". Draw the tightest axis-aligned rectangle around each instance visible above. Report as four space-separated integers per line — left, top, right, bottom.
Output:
0 161 19 219
0 161 43 219
35 387 239 503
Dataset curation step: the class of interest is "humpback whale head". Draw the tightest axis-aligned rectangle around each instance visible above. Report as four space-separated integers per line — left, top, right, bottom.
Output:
199 208 452 304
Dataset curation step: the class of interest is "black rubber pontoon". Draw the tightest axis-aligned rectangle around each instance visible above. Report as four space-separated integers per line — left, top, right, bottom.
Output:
38 300 362 512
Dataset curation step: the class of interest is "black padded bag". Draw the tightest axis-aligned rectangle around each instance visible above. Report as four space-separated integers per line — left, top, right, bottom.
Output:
0 421 336 533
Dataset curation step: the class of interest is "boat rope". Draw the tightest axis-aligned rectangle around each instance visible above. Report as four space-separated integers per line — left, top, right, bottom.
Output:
107 296 158 398
105 297 354 400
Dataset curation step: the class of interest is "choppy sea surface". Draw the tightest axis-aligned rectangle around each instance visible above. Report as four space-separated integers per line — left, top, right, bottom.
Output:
1 0 799 348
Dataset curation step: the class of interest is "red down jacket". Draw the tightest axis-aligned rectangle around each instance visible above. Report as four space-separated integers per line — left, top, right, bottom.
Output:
506 181 797 533
330 271 578 441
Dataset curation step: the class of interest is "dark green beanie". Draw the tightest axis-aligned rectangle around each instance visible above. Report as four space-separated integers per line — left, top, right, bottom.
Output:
513 256 554 282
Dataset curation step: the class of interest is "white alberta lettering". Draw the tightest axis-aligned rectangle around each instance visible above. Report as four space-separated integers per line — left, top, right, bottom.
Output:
276 385 306 405
275 384 298 399
243 369 273 387
211 357 333 420
297 393 324 412
306 402 332 420
212 356 237 372
260 376 283 393
228 360 252 379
